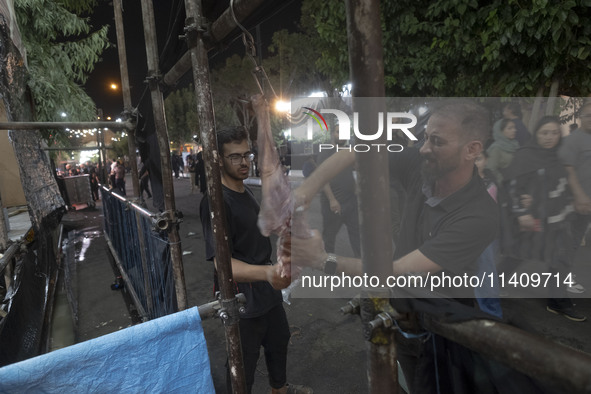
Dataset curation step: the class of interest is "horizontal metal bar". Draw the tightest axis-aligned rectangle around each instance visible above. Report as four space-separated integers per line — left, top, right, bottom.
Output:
43 146 114 151
0 243 20 274
422 315 591 393
162 0 265 87
0 121 134 131
100 185 156 221
197 293 246 320
104 231 148 322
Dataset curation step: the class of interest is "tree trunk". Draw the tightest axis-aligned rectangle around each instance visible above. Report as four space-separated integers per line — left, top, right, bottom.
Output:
546 79 560 115
0 194 8 250
8 130 65 230
529 86 545 131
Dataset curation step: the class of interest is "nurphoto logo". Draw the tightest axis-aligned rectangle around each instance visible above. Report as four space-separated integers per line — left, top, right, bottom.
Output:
299 102 418 152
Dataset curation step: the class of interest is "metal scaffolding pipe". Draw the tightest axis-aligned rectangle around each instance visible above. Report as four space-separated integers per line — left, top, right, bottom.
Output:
208 0 266 43
183 0 247 391
139 0 187 311
0 121 134 130
345 0 396 392
104 231 148 322
162 0 265 88
423 316 591 393
163 51 192 87
113 0 140 197
43 147 113 151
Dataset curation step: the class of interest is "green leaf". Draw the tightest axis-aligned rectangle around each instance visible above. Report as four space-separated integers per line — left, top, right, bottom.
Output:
543 64 554 77
578 47 590 60
552 28 562 43
568 12 579 25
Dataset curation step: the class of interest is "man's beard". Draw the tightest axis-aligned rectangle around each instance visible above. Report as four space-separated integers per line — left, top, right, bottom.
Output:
420 157 457 184
420 160 440 184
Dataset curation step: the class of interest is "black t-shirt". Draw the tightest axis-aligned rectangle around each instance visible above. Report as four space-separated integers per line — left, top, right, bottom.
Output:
389 148 499 299
200 185 282 318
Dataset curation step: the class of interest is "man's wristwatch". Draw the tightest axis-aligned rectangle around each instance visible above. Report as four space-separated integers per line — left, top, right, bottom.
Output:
322 253 338 275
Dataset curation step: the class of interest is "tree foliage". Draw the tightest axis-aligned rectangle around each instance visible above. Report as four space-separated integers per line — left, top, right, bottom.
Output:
303 0 591 97
164 84 199 148
15 0 110 126
265 29 335 97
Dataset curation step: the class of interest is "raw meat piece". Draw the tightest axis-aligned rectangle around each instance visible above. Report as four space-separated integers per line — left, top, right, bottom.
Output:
253 94 310 278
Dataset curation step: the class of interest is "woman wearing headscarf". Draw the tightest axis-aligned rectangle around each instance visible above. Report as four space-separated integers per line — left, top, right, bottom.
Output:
486 118 520 183
501 116 585 322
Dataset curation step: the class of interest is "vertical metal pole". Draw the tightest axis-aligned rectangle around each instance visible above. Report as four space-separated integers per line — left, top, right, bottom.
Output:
96 123 103 183
345 0 397 392
0 194 8 251
139 0 187 311
113 0 140 197
183 0 247 392
97 108 106 184
135 210 154 316
0 193 11 291
101 128 107 183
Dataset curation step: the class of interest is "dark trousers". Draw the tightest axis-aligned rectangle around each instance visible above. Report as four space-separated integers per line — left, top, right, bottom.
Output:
570 212 591 252
227 304 290 393
140 176 152 198
320 197 361 258
114 178 126 196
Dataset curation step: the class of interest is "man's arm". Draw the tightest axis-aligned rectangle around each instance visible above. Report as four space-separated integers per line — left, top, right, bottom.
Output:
391 249 443 275
322 184 341 214
213 257 290 290
294 150 355 209
565 165 591 214
290 230 442 277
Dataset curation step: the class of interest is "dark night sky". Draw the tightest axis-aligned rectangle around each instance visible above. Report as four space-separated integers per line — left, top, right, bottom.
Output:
85 0 302 119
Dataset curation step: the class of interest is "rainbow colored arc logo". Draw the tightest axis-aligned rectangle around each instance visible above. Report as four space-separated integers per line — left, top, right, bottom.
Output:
303 107 328 131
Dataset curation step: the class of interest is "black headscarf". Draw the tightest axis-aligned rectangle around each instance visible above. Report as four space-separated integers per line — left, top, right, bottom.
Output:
501 116 564 181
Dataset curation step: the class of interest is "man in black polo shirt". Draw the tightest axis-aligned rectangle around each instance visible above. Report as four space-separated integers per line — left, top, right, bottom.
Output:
200 127 312 394
289 102 537 392
293 101 497 280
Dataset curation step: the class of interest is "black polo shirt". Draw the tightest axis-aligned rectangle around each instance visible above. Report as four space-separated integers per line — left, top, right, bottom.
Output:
200 185 282 318
389 147 499 286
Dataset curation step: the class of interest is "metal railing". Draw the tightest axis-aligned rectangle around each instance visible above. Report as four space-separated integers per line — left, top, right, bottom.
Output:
100 186 176 321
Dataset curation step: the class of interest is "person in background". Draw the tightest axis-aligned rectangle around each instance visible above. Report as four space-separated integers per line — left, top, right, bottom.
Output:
559 102 591 291
89 166 100 201
114 160 126 196
474 150 502 318
171 151 181 179
305 127 361 258
502 116 585 321
139 161 152 200
186 153 197 194
486 118 519 183
195 148 207 194
493 102 530 146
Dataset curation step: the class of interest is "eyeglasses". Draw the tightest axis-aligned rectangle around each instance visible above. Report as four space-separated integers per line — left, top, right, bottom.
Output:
224 152 254 165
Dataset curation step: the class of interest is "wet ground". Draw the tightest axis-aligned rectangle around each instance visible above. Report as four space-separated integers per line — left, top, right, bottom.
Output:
54 173 591 393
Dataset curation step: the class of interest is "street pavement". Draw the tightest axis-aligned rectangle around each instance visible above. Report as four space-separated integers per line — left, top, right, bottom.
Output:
62 172 591 393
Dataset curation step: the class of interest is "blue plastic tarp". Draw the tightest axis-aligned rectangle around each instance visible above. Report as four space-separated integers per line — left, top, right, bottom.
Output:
0 307 214 393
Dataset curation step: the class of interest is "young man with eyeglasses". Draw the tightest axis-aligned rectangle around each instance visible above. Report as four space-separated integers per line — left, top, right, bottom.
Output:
200 126 312 394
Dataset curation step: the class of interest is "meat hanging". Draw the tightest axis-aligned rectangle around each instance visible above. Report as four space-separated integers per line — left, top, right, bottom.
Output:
252 94 311 279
